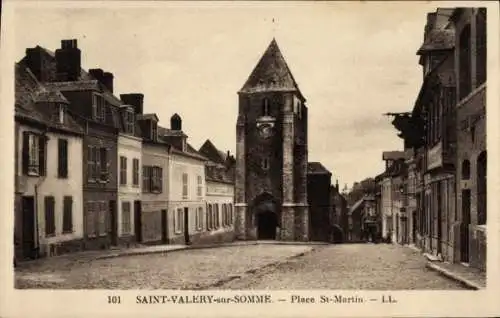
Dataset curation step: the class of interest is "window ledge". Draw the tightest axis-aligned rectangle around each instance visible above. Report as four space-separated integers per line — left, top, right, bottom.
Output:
45 233 56 238
62 230 73 235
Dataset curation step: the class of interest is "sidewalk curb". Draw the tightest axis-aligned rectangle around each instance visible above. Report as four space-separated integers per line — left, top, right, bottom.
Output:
92 241 326 261
425 262 483 290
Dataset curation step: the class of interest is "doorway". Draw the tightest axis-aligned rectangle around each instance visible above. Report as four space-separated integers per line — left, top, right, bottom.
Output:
412 211 417 244
21 196 36 259
460 189 471 263
134 200 142 243
437 183 442 255
161 209 168 243
109 200 118 246
257 211 278 240
183 207 190 245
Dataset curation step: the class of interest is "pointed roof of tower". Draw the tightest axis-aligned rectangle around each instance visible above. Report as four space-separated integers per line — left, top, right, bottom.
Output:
239 38 304 100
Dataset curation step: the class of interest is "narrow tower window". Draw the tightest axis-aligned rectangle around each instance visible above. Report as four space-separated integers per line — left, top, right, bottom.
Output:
261 157 270 170
262 98 270 116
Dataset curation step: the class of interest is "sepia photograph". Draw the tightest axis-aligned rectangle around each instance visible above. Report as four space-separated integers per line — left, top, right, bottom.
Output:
1 1 499 317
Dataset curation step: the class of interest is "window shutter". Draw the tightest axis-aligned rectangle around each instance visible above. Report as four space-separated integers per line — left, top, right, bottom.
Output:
63 196 73 233
58 139 68 178
159 167 163 192
44 196 55 236
22 132 29 175
39 135 47 176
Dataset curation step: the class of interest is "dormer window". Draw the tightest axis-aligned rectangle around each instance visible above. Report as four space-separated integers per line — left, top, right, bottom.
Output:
92 93 106 123
53 103 66 124
124 109 134 134
151 121 158 141
262 98 270 116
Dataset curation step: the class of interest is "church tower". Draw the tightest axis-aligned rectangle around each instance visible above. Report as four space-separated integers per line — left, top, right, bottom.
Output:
234 39 309 241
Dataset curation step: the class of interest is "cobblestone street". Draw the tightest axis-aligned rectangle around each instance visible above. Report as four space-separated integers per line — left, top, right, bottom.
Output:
15 245 312 289
15 243 466 290
217 244 466 290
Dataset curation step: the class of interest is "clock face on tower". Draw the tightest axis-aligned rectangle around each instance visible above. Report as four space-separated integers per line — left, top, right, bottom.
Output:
258 123 274 139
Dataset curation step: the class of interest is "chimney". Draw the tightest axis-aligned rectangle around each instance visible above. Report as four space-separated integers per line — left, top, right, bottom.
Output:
55 39 81 81
102 72 114 93
89 69 114 93
171 113 182 131
89 68 104 82
25 48 45 81
120 93 144 114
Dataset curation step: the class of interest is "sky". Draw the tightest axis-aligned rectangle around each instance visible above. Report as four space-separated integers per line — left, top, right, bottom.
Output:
11 1 440 189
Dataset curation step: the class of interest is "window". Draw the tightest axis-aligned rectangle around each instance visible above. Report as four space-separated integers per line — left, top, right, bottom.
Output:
22 132 46 176
261 157 269 170
175 208 183 233
197 175 202 198
228 204 233 225
151 121 158 141
206 204 212 230
62 196 73 233
461 160 471 180
58 139 68 178
151 166 162 193
120 156 127 185
182 173 188 199
124 110 135 134
196 207 203 230
214 204 220 229
222 204 228 227
132 159 139 186
44 196 55 236
122 201 131 234
98 201 107 236
262 98 270 116
459 25 472 100
92 93 106 122
53 104 65 124
87 146 109 182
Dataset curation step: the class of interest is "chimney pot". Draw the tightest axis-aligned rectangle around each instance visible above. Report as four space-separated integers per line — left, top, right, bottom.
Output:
120 93 144 114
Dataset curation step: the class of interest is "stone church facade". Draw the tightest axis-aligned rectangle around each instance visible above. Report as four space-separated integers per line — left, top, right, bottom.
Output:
234 39 309 241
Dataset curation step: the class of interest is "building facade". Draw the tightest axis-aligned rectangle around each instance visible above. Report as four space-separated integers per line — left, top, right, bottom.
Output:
451 8 487 271
138 112 170 244
116 93 144 246
161 115 208 245
14 62 85 259
307 162 332 242
200 140 236 244
234 39 309 241
22 40 126 251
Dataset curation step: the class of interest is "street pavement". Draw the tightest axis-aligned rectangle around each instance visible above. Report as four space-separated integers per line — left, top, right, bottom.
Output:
217 244 467 290
15 243 466 290
15 244 312 289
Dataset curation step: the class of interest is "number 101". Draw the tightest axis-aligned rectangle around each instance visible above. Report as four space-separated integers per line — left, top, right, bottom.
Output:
108 296 121 304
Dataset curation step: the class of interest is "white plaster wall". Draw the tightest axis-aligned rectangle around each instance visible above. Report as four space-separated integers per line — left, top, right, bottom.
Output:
117 134 142 237
17 124 84 248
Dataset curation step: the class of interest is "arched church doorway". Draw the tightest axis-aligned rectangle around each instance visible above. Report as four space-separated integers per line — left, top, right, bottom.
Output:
252 192 280 240
257 211 278 239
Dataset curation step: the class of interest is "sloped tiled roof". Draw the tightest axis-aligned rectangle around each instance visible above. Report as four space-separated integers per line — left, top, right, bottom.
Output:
14 63 84 135
307 162 331 175
239 39 303 99
199 139 229 165
158 126 187 138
